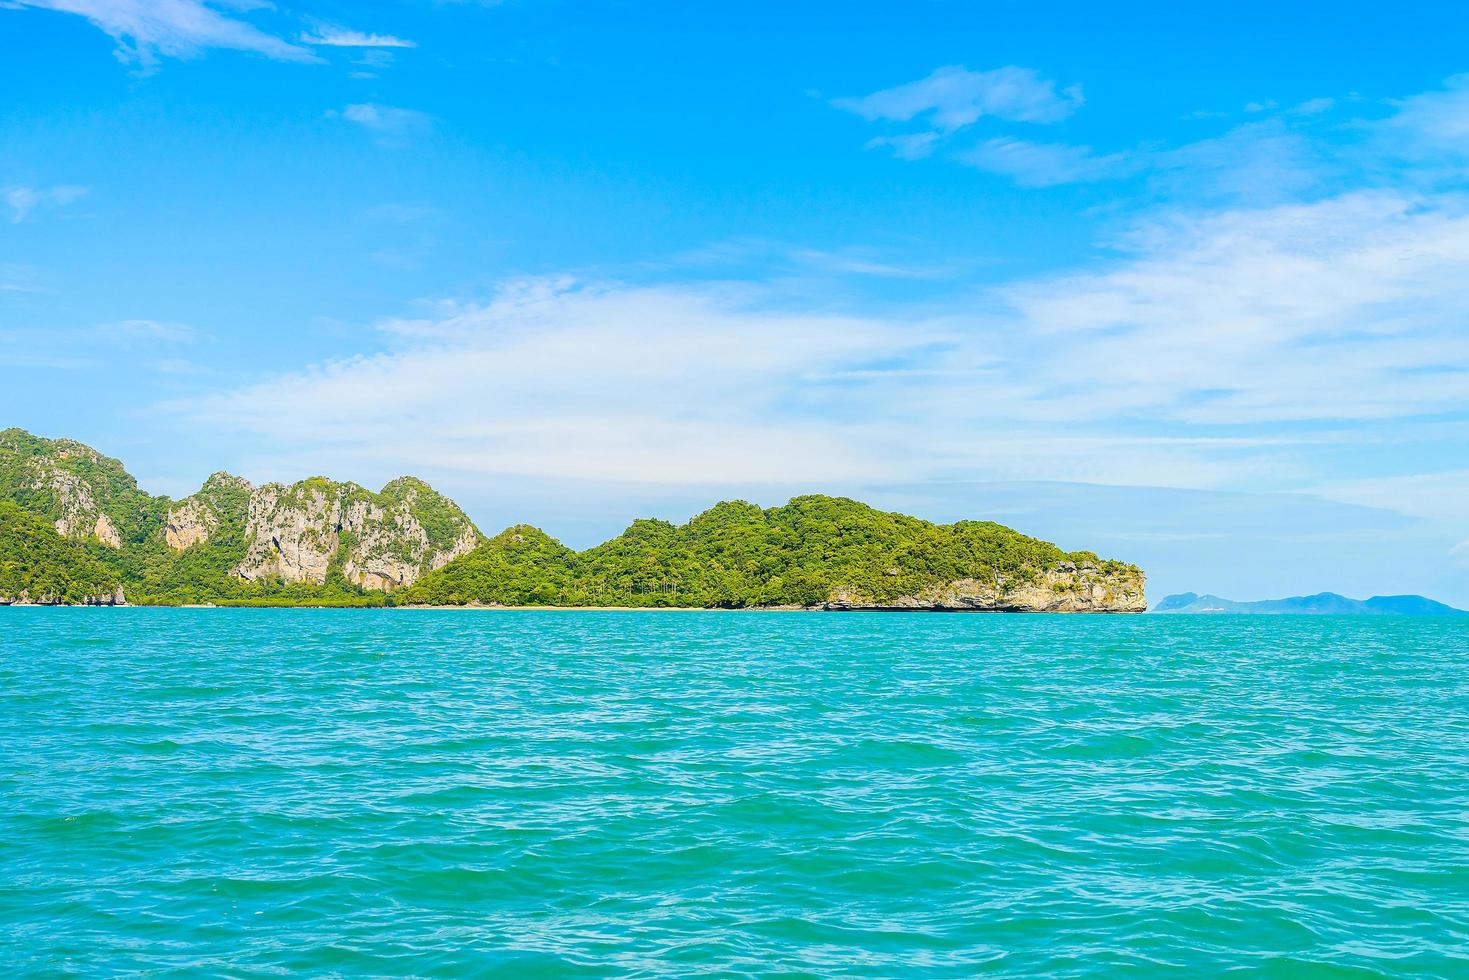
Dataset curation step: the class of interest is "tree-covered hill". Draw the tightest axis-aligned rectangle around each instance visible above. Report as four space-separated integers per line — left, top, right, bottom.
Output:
0 502 123 604
403 495 1145 611
0 427 163 549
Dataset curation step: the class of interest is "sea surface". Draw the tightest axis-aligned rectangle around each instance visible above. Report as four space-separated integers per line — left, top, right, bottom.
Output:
2 609 1467 976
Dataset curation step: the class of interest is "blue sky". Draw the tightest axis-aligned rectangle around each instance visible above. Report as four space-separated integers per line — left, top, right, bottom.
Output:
3 1 1469 604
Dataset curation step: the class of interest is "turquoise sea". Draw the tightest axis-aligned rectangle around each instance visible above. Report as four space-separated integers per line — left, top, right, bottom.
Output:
2 609 1466 976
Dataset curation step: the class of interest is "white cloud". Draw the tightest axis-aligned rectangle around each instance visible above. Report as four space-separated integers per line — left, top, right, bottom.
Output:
3 184 88 222
991 191 1469 425
1316 469 1469 523
108 318 195 342
1380 73 1469 156
9 0 317 68
958 138 1130 186
785 247 955 280
834 65 1083 131
166 75 1469 507
0 262 46 292
155 357 206 375
864 132 941 160
1149 119 1329 203
178 279 925 485
170 184 1469 493
300 26 416 48
1291 97 1336 116
330 103 431 145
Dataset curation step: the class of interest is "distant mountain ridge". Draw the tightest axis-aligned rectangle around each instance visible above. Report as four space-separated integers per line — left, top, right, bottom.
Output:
1152 592 1467 616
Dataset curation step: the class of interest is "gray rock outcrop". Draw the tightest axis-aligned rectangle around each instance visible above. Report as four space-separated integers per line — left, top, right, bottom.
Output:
824 562 1146 612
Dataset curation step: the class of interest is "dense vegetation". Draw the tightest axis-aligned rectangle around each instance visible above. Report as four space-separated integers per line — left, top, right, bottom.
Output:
0 502 121 603
403 495 1136 608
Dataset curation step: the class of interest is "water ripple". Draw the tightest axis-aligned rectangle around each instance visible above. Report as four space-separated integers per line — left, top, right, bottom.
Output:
2 608 1467 976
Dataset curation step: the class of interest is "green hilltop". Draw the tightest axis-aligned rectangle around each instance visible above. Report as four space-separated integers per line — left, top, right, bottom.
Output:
404 495 1144 610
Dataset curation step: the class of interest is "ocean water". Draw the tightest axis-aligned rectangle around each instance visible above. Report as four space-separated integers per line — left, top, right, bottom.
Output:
1 609 1467 977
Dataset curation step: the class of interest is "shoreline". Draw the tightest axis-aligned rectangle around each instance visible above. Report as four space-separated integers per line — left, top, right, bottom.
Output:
3 601 1145 613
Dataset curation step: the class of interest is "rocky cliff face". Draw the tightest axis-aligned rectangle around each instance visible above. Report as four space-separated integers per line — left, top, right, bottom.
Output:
163 471 252 551
3 429 483 597
825 562 1147 612
0 430 136 549
45 470 123 549
167 474 480 590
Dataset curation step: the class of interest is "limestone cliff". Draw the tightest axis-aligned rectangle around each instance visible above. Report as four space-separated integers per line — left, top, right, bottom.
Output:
0 428 143 549
3 428 483 598
824 561 1147 613
163 472 253 550
179 475 480 590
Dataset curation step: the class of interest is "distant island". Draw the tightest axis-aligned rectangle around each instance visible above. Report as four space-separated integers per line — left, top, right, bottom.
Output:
1153 592 1467 616
0 428 1145 612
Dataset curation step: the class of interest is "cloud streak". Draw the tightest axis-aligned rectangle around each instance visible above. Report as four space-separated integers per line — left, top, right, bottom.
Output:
168 183 1469 493
9 0 317 68
3 184 88 222
835 65 1083 131
329 103 432 145
958 138 1130 186
300 26 416 48
178 280 923 485
171 170 1469 531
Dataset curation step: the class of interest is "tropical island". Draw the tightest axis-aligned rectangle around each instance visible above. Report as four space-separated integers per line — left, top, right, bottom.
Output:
0 428 1145 612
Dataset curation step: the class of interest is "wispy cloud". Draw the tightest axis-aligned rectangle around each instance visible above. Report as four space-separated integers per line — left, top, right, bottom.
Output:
3 184 88 222
1379 73 1469 158
1291 97 1336 116
329 103 431 146
835 65 1083 130
995 190 1469 426
146 71 1469 551
834 64 1107 176
299 26 416 48
786 247 956 280
108 318 195 342
1318 469 1469 523
7 0 317 69
1148 119 1329 203
175 279 921 485
863 132 941 160
958 138 1130 186
0 262 47 293
169 181 1469 494
835 65 1359 194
